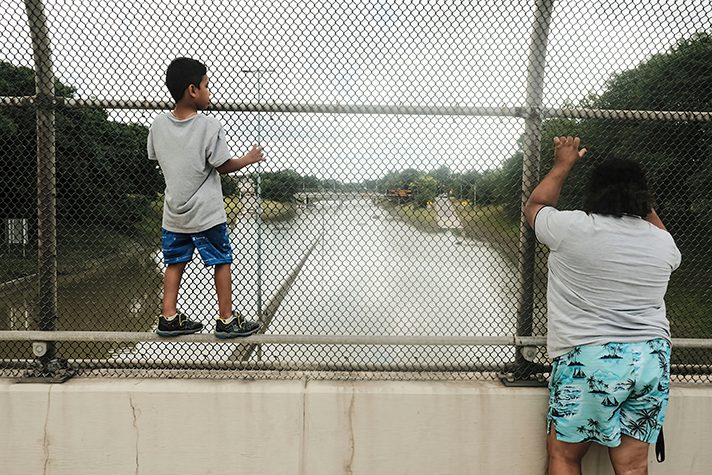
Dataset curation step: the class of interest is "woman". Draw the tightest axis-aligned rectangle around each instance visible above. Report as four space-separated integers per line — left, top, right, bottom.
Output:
525 137 681 475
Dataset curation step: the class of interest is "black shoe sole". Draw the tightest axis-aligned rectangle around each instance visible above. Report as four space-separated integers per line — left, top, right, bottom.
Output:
156 328 203 337
215 326 260 339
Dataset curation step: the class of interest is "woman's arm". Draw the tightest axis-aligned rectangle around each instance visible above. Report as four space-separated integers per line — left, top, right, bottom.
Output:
524 136 587 228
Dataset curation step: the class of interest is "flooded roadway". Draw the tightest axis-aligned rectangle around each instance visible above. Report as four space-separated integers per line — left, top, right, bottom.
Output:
1 198 519 367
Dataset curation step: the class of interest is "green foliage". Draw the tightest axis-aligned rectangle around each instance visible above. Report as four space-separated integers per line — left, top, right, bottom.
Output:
261 169 303 202
449 169 500 207
429 165 452 194
410 175 438 208
301 174 321 190
475 169 502 207
220 175 239 196
380 168 420 193
0 62 163 240
496 150 523 221
320 178 344 192
494 33 712 236
579 33 712 247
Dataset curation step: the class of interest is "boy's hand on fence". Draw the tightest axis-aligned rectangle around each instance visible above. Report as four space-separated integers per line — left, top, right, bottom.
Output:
217 146 266 173
246 145 266 165
553 136 587 169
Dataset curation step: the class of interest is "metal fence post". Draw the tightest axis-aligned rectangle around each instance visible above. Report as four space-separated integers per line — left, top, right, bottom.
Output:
23 0 71 381
510 0 556 383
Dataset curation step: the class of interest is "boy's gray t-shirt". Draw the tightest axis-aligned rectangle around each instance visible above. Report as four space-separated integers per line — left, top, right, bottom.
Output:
147 113 232 233
534 207 681 359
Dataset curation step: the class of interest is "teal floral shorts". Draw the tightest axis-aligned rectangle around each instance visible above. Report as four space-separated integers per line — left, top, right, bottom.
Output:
547 339 671 447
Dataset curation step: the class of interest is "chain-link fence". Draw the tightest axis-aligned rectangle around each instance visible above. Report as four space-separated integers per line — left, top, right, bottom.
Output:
1 0 710 381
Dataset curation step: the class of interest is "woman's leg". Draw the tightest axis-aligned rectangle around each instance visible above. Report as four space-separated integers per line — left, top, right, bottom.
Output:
608 435 650 475
547 422 592 475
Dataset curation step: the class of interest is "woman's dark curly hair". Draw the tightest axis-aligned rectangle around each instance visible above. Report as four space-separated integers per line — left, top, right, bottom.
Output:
583 158 652 218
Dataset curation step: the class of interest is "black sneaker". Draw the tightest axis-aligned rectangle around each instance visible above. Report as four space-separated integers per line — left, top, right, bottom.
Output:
215 312 260 339
156 312 204 337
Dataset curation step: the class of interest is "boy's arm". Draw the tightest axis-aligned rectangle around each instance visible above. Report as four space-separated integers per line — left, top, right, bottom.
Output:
216 145 265 174
524 136 587 228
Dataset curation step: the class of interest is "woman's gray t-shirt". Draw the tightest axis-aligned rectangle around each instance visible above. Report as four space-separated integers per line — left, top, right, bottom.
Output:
147 113 232 233
534 207 681 359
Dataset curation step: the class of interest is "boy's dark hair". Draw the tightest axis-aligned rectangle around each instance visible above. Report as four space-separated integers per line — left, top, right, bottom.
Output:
165 57 207 102
583 158 652 218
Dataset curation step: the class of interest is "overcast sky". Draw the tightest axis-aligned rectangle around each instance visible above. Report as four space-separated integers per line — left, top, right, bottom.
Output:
2 0 710 180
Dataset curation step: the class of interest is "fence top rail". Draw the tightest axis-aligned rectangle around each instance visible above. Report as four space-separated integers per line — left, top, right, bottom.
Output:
0 331 710 348
1 95 712 122
0 331 520 345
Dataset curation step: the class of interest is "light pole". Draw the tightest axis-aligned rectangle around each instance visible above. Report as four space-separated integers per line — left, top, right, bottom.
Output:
240 68 274 324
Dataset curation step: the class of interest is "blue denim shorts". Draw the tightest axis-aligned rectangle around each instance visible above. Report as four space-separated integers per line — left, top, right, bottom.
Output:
161 223 233 266
547 338 671 447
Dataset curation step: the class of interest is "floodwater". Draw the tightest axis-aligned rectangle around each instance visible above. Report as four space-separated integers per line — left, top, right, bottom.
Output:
0 198 519 367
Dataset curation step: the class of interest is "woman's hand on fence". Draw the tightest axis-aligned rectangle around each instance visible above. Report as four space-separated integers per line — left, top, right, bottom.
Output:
524 136 586 227
553 136 587 169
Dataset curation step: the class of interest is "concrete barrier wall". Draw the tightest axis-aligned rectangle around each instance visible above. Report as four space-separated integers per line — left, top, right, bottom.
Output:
0 378 710 474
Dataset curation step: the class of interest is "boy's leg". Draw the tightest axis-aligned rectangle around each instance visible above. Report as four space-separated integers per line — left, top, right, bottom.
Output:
157 228 202 336
547 423 591 475
608 436 649 475
162 261 187 316
214 263 232 319
157 260 202 336
212 262 260 338
194 223 260 338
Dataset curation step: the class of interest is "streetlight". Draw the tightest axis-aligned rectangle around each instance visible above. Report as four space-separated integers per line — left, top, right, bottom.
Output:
240 68 275 324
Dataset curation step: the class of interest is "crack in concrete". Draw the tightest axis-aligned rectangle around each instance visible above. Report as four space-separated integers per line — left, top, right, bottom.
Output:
129 395 139 475
42 385 52 475
299 377 308 475
345 389 355 474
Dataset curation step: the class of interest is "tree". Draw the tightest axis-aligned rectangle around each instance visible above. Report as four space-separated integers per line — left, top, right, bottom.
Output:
474 169 501 207
430 165 452 194
410 175 438 208
580 33 712 247
261 169 302 202
301 174 320 191
491 33 712 243
0 61 163 240
221 175 239 196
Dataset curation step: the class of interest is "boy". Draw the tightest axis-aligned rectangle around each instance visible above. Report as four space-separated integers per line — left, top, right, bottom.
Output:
148 57 264 338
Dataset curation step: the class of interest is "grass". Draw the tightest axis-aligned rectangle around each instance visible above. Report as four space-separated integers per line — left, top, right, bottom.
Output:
667 267 712 364
1 195 221 284
380 199 439 232
667 259 712 339
450 201 712 362
454 202 518 239
224 195 243 224
133 197 163 242
0 251 36 282
261 200 298 222
0 194 301 284
224 196 298 223
0 225 147 285
377 199 520 258
453 202 520 263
